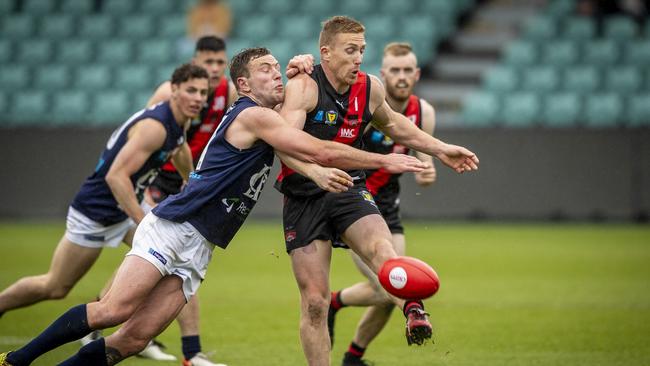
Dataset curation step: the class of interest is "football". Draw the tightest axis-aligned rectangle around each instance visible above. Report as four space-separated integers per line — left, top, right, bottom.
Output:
378 256 440 300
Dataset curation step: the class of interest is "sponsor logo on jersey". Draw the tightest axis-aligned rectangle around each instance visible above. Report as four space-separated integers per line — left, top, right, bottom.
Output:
83 234 105 242
235 202 251 216
340 128 355 138
243 164 271 201
346 114 360 126
313 110 324 122
335 99 345 109
325 110 338 126
381 135 394 147
148 247 167 265
285 230 297 242
222 198 240 213
190 172 202 180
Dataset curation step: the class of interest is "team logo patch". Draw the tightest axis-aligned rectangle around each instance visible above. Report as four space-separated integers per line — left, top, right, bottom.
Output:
313 110 324 122
148 247 167 265
325 110 338 126
360 190 377 207
285 230 297 243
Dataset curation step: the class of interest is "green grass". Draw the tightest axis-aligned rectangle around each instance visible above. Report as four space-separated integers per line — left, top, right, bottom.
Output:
0 222 649 365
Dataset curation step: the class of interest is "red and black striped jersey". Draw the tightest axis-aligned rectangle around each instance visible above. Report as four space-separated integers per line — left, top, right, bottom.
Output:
364 94 422 199
275 64 373 197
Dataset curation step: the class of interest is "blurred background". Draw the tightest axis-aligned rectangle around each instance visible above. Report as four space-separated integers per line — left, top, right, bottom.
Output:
0 0 649 222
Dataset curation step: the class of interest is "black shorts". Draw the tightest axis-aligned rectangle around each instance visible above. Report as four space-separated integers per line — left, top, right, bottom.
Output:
148 170 183 204
376 195 404 235
283 186 381 253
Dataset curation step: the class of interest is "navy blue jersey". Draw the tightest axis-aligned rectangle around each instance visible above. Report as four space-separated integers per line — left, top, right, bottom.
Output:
71 102 185 226
153 97 275 248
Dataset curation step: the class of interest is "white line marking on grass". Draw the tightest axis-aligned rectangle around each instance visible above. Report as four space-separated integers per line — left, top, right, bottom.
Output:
0 336 31 345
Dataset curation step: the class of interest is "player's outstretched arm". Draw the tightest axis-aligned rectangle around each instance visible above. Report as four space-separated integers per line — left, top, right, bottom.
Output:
105 119 167 224
240 107 426 173
369 76 479 173
276 151 353 193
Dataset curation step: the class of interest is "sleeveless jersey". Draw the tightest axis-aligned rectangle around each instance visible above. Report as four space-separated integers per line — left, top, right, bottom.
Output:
153 97 275 248
364 95 423 201
71 102 185 226
275 64 373 197
161 77 230 173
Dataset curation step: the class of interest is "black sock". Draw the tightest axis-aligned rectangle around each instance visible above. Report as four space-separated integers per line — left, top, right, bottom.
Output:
8 304 91 365
403 300 424 316
181 335 201 360
330 291 346 311
58 338 109 366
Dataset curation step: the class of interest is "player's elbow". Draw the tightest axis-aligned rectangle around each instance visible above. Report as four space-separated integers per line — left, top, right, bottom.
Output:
311 148 338 167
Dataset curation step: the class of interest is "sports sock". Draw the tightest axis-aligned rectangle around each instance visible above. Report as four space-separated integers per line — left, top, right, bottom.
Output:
345 342 366 359
7 304 91 365
330 291 346 311
181 335 201 360
403 300 424 316
58 338 109 366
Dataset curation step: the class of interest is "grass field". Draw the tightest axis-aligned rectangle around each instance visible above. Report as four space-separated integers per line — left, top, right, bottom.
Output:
0 222 649 365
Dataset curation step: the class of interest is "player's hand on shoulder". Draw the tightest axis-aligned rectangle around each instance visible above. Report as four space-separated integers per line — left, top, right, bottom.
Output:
383 153 427 174
436 144 479 174
286 54 315 78
308 166 353 193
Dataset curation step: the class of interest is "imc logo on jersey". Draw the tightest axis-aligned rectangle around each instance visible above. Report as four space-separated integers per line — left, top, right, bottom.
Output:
325 110 338 126
148 248 167 265
340 128 355 138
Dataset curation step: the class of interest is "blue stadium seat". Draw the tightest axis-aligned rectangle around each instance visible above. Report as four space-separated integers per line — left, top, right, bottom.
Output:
227 38 254 57
236 15 275 42
0 39 12 63
10 90 49 124
114 64 153 90
154 64 176 86
91 91 131 126
265 40 296 66
60 0 94 14
158 14 186 38
0 64 30 91
0 0 15 13
563 66 599 94
563 17 596 41
230 0 256 14
75 65 112 90
626 94 650 126
542 92 581 127
131 90 155 111
39 15 76 38
103 0 135 14
583 94 623 127
482 66 519 94
623 40 650 66
22 0 56 14
0 92 7 114
16 39 53 65
523 16 558 40
461 92 499 127
504 41 537 67
57 39 94 64
380 0 415 14
140 0 176 14
582 40 620 66
545 0 575 19
51 91 89 125
604 16 638 41
542 40 578 66
260 0 294 14
2 14 35 39
605 66 641 95
78 15 115 39
501 92 541 127
296 39 321 61
278 15 317 40
362 15 395 43
521 66 559 94
339 0 374 17
97 39 133 65
117 15 155 38
137 39 174 64
34 65 71 91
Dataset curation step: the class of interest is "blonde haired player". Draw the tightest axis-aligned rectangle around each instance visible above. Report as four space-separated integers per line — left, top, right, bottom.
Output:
328 42 437 366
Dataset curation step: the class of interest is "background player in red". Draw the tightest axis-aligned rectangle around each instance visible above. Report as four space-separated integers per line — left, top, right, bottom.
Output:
276 16 478 366
328 42 438 366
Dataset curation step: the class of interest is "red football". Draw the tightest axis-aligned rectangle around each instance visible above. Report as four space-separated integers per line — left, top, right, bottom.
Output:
378 256 440 300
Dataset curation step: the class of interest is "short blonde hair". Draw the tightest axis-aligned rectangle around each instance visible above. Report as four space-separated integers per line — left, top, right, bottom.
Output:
383 42 413 57
319 16 365 47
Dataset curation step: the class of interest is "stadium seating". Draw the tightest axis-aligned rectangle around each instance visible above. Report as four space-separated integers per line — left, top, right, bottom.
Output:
40 15 76 38
10 91 48 124
60 0 94 14
51 91 90 125
2 14 35 39
501 93 541 127
583 94 623 127
34 65 71 91
0 40 12 63
627 94 650 126
542 92 581 127
0 64 30 90
91 91 131 125
461 92 499 127
79 15 115 39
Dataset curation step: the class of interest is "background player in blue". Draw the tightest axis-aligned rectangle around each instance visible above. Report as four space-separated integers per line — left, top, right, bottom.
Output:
0 47 426 366
0 64 207 359
275 16 479 366
328 43 438 366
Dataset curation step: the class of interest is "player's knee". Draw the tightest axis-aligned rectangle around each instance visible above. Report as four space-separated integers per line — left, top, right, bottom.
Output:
304 294 328 324
45 280 73 300
96 303 135 327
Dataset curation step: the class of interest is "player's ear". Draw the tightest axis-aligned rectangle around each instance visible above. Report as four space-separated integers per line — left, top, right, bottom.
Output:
237 77 250 93
171 82 179 96
415 67 421 82
320 45 330 62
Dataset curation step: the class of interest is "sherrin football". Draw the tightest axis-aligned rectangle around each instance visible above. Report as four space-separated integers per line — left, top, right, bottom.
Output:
378 256 440 300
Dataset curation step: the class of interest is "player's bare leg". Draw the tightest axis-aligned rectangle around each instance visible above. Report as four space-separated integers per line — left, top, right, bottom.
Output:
0 236 102 313
290 240 332 366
